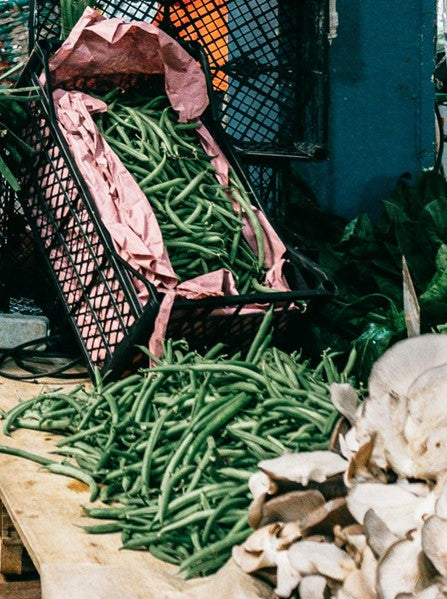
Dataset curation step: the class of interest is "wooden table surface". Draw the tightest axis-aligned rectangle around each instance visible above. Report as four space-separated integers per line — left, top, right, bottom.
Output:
0 374 182 599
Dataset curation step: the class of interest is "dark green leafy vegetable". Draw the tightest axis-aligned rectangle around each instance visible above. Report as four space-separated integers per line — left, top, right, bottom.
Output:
284 169 447 382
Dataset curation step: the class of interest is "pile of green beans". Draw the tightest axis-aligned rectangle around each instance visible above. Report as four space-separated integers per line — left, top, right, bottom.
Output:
0 311 357 578
95 90 268 291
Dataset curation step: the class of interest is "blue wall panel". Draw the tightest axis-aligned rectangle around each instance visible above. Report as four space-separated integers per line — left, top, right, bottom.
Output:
294 0 436 220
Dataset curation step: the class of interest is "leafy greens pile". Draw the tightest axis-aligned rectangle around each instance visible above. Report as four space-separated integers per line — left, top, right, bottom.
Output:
284 169 447 382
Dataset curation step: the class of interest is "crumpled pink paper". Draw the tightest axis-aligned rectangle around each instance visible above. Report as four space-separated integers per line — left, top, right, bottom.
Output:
48 7 209 122
46 8 292 361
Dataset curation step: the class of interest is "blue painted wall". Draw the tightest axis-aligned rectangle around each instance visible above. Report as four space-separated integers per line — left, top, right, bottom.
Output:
294 0 437 220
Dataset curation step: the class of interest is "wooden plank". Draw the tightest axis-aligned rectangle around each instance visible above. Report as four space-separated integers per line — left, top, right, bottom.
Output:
0 574 41 599
1 500 28 575
0 375 180 599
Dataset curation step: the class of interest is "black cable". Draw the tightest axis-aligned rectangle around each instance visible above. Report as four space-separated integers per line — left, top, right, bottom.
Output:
0 334 88 380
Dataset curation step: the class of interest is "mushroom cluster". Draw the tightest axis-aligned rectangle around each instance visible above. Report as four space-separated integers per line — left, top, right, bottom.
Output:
232 334 447 598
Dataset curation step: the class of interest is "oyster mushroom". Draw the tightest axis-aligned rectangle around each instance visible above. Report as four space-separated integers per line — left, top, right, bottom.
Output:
232 523 281 573
363 509 399 560
247 471 278 529
346 482 436 537
333 524 366 565
274 550 301 598
338 545 377 599
287 540 355 581
396 584 447 598
421 515 447 577
330 383 360 425
258 489 325 528
302 497 355 537
258 451 348 486
338 426 361 462
298 575 328 599
368 334 447 400
355 335 447 478
435 477 447 520
377 531 437 599
232 521 302 575
344 436 388 487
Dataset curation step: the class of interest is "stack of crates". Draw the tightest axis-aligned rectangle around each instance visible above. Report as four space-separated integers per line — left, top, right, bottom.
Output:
31 0 330 217
0 0 335 378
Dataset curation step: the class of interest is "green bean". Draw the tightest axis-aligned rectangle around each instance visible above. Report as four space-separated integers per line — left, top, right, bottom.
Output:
157 432 195 523
178 529 249 576
202 496 247 545
80 522 123 534
45 462 99 501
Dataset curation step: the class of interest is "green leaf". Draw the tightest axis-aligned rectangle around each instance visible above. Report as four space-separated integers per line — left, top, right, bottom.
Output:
340 213 374 244
355 323 395 383
0 153 20 191
420 244 447 324
422 198 447 244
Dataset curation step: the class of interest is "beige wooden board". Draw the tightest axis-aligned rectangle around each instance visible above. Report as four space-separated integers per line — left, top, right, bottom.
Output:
0 375 181 599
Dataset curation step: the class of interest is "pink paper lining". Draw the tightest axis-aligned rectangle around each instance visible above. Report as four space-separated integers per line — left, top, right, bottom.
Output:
48 7 209 123
44 8 293 362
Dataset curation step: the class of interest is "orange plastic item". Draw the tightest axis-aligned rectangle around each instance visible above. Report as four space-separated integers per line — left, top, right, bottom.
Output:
155 1 228 91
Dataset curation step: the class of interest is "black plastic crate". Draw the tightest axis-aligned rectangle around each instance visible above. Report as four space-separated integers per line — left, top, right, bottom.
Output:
3 41 334 379
30 0 329 161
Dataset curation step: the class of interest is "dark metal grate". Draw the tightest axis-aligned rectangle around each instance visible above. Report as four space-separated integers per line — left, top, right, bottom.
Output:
30 0 329 159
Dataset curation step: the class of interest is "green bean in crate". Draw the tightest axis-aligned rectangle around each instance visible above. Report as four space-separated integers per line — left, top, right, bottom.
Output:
0 310 358 578
95 90 267 293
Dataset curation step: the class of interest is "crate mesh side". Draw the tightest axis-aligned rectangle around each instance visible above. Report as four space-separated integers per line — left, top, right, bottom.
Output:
19 105 141 369
166 304 304 357
32 0 328 156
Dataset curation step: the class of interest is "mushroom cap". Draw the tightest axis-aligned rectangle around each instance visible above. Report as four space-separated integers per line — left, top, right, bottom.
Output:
347 482 436 537
406 364 447 428
299 575 328 599
363 508 399 560
258 489 325 529
377 531 437 599
368 334 447 401
339 545 377 599
410 426 447 481
287 541 355 581
435 477 447 520
333 525 366 565
274 550 301 598
248 471 277 500
302 497 355 537
395 584 447 598
355 335 447 479
232 523 281 573
338 426 361 461
330 383 360 425
258 451 348 486
247 471 279 529
421 515 447 577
